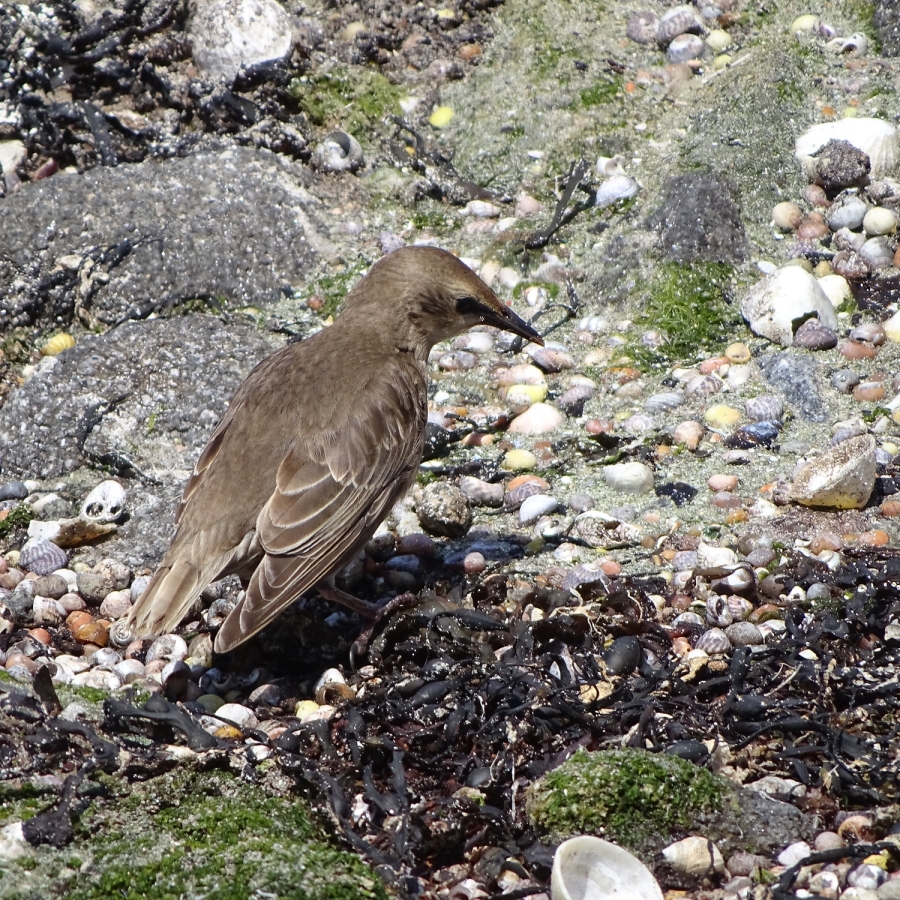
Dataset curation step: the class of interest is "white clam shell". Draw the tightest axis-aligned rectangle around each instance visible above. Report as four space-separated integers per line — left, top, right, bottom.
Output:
791 433 877 509
795 118 899 180
81 480 127 523
662 836 725 876
551 836 663 900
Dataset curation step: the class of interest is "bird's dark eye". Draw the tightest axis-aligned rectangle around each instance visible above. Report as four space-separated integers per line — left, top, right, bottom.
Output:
456 296 482 315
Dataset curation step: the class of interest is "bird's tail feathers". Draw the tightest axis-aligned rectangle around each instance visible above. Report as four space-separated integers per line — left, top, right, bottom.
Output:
126 557 205 639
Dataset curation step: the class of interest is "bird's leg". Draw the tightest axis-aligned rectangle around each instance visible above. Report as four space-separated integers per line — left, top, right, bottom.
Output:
316 578 382 619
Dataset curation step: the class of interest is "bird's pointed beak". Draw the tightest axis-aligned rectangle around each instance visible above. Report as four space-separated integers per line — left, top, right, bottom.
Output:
481 300 544 346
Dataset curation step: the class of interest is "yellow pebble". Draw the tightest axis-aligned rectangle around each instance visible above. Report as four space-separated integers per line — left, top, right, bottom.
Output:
429 106 454 128
704 404 742 428
843 107 858 118
214 725 243 740
724 342 750 364
502 448 537 471
882 441 899 456
294 700 320 719
713 54 731 70
506 383 548 409
790 14 819 34
41 333 75 356
436 8 456 18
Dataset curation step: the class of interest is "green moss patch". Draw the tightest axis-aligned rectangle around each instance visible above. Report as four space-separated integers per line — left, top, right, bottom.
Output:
288 67 404 134
629 262 738 370
1 770 388 900
527 748 728 855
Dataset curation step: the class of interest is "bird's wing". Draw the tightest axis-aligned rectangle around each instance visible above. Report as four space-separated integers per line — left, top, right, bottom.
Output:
214 367 426 651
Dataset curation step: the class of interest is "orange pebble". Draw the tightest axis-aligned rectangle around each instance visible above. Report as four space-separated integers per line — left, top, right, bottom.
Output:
585 418 614 434
458 43 482 60
74 621 109 647
880 499 900 518
699 356 729 375
624 81 636 93
66 610 94 631
461 432 493 446
28 628 52 645
726 508 748 524
858 529 889 547
507 474 549 491
600 559 622 577
708 474 739 492
672 637 691 657
214 725 244 741
853 382 886 402
839 340 877 360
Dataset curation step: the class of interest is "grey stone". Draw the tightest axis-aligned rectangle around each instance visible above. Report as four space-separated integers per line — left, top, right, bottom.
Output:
645 170 748 264
76 572 116 605
0 148 338 328
758 353 827 423
875 1 900 57
416 482 472 538
0 315 274 568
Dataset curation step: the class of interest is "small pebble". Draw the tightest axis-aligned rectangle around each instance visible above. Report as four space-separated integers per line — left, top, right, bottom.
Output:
502 449 537 471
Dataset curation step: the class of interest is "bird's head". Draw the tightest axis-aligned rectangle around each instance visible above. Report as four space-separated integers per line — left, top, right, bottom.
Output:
344 246 543 355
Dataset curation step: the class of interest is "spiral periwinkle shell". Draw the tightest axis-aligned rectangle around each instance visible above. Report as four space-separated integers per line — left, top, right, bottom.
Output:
656 5 705 46
626 11 659 44
695 627 731 654
313 130 364 174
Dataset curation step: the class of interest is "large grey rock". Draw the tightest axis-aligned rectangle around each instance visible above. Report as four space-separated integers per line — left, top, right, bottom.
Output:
0 315 275 567
0 147 338 329
875 1 900 56
645 171 748 264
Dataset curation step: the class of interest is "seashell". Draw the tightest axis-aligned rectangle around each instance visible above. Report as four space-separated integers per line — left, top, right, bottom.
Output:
727 851 772 877
531 347 575 373
552 836 664 900
595 174 639 208
859 236 895 270
666 33 705 63
825 194 868 232
313 131 364 174
108 618 136 649
644 391 685 415
519 494 558 525
32 596 66 626
438 350 478 371
496 363 546 386
725 420 780 449
686 373 723 397
72 669 122 691
838 814 874 843
725 621 764 646
603 462 653 494
577 316 608 333
662 836 725 877
504 480 546 510
741 266 837 347
696 627 731 654
146 633 188 663
705 596 733 628
40 333 75 356
672 611 704 627
656 5 705 46
462 200 502 218
626 11 659 44
796 118 899 181
793 317 838 350
832 249 869 279
826 32 869 58
831 226 866 252
80 480 127 524
727 596 754 620
849 322 886 345
215 703 258 729
19 539 67 576
624 414 655 433
557 384 595 415
791 433 876 509
453 332 495 353
745 395 783 422
790 14 820 33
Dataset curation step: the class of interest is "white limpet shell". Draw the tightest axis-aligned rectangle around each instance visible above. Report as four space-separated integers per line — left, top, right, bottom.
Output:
81 479 127 524
551 836 664 900
791 434 877 510
595 175 639 208
795 118 899 180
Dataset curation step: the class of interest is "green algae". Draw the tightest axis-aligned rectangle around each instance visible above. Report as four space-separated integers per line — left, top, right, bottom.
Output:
0 504 33 538
0 770 388 900
526 747 728 856
628 262 738 370
288 67 404 135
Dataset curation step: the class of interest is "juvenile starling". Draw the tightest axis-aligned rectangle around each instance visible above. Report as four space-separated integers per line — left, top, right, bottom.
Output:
127 246 543 652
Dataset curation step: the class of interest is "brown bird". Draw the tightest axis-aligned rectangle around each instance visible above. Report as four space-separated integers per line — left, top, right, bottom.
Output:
127 246 543 653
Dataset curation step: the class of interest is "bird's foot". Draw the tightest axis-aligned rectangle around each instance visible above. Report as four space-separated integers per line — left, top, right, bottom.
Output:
316 581 383 619
349 591 420 668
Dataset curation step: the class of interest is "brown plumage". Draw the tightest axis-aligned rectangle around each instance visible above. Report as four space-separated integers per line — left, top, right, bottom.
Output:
127 246 543 653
